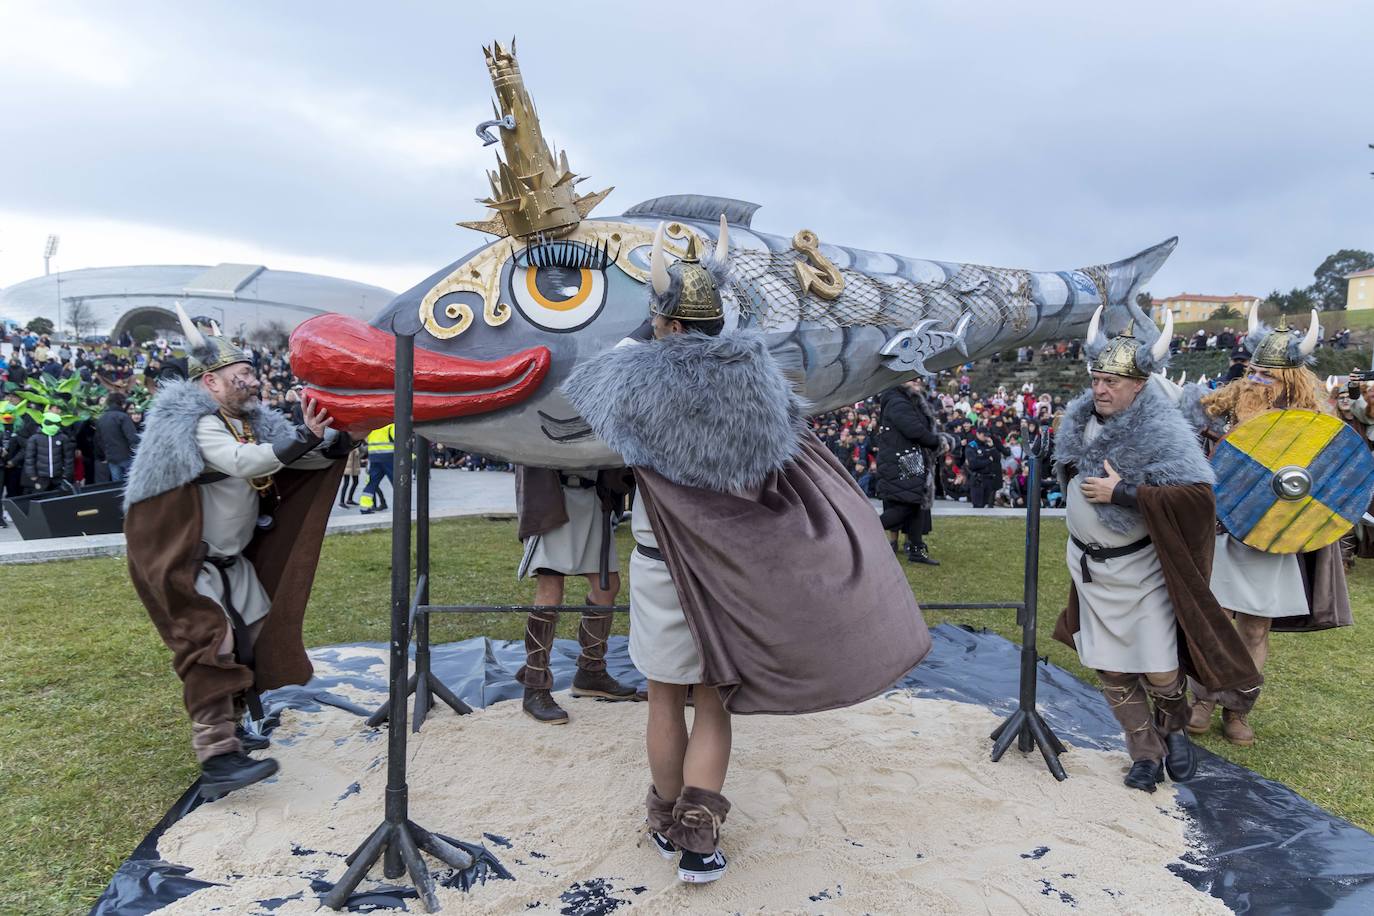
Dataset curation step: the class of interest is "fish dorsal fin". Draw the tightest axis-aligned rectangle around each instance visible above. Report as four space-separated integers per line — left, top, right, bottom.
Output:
622 194 760 228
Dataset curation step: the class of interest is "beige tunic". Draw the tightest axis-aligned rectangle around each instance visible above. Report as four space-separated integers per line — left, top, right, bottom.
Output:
518 481 621 578
1210 533 1307 619
1065 418 1178 673
192 414 334 625
628 495 702 684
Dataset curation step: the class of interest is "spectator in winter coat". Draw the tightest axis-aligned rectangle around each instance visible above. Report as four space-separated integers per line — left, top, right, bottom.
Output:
95 392 141 482
23 411 77 493
875 380 943 565
962 426 1004 509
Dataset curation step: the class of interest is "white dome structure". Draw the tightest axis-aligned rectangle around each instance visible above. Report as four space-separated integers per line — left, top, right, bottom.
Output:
0 263 394 342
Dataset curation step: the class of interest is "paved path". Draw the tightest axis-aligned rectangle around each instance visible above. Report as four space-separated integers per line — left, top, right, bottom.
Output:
0 470 1064 565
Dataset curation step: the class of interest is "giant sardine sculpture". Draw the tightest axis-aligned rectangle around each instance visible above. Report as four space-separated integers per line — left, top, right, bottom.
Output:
293 41 1176 469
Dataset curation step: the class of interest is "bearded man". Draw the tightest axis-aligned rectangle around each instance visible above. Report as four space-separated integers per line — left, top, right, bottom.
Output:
124 307 350 799
1183 310 1353 745
1053 307 1260 792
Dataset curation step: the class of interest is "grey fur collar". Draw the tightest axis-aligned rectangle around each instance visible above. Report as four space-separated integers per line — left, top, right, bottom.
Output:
1177 382 1229 439
560 330 808 491
124 380 294 509
1055 377 1214 534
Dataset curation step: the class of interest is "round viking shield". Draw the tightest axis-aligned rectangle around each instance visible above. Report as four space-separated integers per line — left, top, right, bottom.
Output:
1212 409 1374 554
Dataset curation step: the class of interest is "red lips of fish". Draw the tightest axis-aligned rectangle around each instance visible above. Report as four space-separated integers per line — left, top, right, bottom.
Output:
290 313 551 435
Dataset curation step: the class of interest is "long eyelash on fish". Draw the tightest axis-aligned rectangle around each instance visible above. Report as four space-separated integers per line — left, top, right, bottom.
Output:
515 237 618 271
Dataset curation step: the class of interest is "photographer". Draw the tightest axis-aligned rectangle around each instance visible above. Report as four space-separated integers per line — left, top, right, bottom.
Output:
1341 373 1374 560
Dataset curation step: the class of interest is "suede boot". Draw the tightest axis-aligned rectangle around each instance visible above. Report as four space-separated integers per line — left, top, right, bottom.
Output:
1097 671 1165 764
516 611 558 691
1186 698 1216 735
1222 708 1255 746
572 605 636 700
666 786 731 856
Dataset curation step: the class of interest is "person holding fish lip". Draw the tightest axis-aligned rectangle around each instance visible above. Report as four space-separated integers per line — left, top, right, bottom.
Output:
562 219 931 886
123 305 353 800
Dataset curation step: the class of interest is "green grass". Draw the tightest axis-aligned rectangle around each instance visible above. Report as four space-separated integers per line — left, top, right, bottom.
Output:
1 516 1370 914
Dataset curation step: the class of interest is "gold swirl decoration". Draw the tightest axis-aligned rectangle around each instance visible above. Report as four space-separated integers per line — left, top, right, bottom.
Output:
420 221 700 338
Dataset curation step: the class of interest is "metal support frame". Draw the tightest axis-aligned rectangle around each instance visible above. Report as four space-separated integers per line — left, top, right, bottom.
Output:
335 339 1067 910
987 435 1068 780
366 434 475 731
324 334 475 914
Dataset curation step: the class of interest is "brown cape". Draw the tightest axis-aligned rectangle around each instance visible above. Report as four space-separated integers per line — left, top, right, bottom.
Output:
636 434 932 715
1278 543 1353 632
125 464 344 720
1054 482 1262 692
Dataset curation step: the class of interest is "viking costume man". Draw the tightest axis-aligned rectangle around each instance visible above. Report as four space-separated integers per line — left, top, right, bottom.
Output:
563 220 931 883
1052 306 1260 792
513 463 637 723
124 308 348 799
1181 309 1352 745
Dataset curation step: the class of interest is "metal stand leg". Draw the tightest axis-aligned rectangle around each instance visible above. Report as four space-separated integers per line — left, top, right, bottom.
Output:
324 335 476 914
367 437 471 731
988 442 1068 781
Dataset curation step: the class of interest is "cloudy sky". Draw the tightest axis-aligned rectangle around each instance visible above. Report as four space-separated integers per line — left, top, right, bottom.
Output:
1 1 1369 301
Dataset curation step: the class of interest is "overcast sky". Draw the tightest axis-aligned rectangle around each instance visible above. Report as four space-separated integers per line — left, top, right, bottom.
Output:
1 1 1369 302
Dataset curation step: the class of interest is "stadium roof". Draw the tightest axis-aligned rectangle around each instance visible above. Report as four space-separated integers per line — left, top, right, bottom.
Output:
0 263 395 340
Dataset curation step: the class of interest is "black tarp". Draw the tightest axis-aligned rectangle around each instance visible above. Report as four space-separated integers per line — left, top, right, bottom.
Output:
90 624 1374 915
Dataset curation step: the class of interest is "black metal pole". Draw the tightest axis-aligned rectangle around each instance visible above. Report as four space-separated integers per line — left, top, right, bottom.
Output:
1017 448 1044 752
382 333 415 880
988 430 1066 780
323 334 472 914
414 435 433 731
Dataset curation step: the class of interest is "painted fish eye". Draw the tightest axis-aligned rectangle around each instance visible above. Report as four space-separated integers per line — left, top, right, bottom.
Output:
508 239 614 333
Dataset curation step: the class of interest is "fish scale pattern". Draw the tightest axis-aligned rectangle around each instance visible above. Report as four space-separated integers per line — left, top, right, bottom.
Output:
725 247 1037 334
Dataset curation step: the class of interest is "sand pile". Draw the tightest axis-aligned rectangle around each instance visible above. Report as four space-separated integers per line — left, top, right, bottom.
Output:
150 650 1227 915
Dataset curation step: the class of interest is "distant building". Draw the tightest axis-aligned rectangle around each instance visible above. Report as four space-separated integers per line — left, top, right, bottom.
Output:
1150 293 1261 324
0 263 394 342
1345 268 1374 311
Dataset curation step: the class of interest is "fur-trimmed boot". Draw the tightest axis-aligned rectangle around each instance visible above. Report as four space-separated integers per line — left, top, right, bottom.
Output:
645 786 677 859
667 787 731 883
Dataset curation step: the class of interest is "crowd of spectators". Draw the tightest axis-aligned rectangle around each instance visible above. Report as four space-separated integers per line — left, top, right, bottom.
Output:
812 377 1067 510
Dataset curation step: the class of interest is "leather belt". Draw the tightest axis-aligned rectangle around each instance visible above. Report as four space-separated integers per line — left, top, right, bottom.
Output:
636 544 665 562
1071 534 1152 584
559 473 597 489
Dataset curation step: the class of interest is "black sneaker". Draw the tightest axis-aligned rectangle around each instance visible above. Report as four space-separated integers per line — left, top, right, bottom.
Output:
236 724 270 752
678 848 727 883
199 751 279 800
649 831 677 860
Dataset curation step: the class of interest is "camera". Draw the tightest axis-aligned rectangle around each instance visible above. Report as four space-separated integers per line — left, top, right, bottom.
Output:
1347 369 1374 401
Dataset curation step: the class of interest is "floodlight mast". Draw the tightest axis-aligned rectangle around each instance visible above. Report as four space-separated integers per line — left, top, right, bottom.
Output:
43 234 59 276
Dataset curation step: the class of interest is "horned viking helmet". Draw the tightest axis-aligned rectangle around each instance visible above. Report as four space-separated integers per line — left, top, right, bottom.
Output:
1245 304 1320 370
647 215 731 323
1082 305 1173 380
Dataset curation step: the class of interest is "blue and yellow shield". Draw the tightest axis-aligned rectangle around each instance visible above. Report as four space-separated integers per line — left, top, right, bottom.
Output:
1212 409 1374 554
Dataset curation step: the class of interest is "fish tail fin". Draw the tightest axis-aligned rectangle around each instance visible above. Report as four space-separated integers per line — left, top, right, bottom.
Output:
1100 236 1177 332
